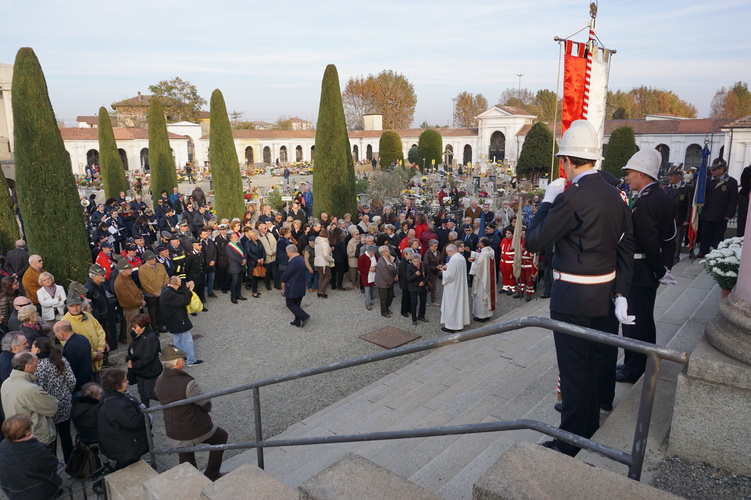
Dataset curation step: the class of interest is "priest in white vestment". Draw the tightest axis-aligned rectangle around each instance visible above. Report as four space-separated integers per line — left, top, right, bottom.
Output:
440 244 471 332
470 239 496 322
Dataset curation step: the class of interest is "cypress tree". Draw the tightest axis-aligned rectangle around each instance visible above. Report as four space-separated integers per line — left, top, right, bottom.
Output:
11 47 90 283
209 89 245 221
517 122 558 182
602 126 638 177
378 131 404 170
0 177 18 254
98 106 128 198
148 97 177 198
417 129 442 173
313 64 357 219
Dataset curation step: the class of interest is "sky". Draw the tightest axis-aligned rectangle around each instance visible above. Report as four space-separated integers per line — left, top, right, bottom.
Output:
1 0 749 127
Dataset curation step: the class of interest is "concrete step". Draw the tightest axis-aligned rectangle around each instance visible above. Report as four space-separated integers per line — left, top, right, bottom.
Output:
105 460 158 500
299 453 442 500
200 464 297 500
143 462 211 500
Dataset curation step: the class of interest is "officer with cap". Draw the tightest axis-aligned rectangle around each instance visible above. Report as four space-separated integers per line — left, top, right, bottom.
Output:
526 119 634 456
168 235 188 280
663 165 694 266
617 150 676 384
113 259 145 343
140 250 170 332
214 224 231 294
698 158 739 257
85 263 119 356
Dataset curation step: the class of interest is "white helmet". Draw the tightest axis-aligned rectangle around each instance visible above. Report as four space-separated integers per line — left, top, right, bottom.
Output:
623 149 661 180
556 120 602 161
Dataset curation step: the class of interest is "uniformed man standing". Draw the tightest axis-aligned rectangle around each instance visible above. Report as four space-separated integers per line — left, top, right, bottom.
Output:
663 165 693 266
698 158 738 257
526 120 634 457
617 150 676 384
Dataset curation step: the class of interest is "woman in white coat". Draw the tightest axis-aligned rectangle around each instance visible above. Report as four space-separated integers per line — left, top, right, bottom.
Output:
36 271 67 328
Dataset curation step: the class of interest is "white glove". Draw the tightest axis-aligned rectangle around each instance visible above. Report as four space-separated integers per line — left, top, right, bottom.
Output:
614 296 636 325
543 178 567 204
659 268 677 286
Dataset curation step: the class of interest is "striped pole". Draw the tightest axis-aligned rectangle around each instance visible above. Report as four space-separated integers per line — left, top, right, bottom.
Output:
581 21 596 119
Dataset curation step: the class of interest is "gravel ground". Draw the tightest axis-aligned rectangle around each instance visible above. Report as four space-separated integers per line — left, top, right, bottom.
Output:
651 457 751 499
109 277 530 473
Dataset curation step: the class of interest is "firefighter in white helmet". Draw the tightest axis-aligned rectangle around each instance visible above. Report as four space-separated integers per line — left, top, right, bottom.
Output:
526 119 635 456
617 149 676 384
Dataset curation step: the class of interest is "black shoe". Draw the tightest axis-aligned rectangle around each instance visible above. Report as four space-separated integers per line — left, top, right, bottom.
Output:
300 317 309 328
187 360 203 366
600 403 613 412
266 286 272 291
412 320 418 325
512 292 522 298
506 290 514 296
540 293 551 299
418 317 429 323
101 360 118 368
615 370 638 383
221 290 228 294
290 320 301 327
525 295 532 302
231 299 238 304
208 293 217 298
382 312 393 318
159 327 169 333
202 308 209 312
554 402 565 413
539 440 564 453
237 296 248 301
401 312 409 318
190 312 198 317
441 327 456 333
245 285 252 290
615 363 624 371
274 286 282 290
473 317 489 323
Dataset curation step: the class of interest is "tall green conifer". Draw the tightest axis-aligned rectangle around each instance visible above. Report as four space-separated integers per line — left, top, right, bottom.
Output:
417 129 442 173
313 64 357 219
98 107 128 198
378 131 404 170
209 89 245 221
148 97 177 197
12 47 90 283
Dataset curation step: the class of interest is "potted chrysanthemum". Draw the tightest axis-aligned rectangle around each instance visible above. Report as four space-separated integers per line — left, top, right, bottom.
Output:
702 236 743 298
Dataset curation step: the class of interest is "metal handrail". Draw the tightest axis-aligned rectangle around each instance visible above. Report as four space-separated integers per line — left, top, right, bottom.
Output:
142 316 688 481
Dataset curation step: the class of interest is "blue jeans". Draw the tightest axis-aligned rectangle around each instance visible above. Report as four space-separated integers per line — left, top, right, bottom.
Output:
172 331 197 364
306 270 319 290
205 270 215 294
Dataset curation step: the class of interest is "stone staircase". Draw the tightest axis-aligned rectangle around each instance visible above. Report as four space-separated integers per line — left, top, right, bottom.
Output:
107 257 713 499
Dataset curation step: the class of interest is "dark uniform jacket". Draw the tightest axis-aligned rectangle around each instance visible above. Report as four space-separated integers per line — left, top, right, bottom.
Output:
700 174 739 221
281 255 307 299
526 171 634 318
631 183 676 287
663 182 694 225
184 250 206 285
84 278 111 322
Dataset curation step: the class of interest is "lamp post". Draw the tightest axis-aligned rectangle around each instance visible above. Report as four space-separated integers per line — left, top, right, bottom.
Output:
517 74 523 103
423 158 426 174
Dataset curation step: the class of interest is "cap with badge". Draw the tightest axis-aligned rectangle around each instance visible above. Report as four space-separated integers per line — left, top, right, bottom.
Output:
100 241 113 248
160 344 187 362
218 223 228 229
179 221 189 228
143 251 156 261
65 296 84 306
155 246 169 253
161 231 172 239
89 264 107 276
116 259 134 270
124 244 137 252
709 158 727 171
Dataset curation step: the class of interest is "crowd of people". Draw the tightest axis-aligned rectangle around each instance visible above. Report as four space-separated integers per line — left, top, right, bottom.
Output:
0 145 747 496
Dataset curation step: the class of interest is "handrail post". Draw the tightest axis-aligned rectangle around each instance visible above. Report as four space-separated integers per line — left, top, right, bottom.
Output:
144 412 157 471
628 353 661 480
252 387 264 469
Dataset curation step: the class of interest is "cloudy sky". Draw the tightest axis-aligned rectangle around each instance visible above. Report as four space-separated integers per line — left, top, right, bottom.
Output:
1 0 749 126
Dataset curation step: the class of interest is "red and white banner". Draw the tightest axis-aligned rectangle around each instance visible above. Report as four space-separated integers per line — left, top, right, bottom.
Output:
559 39 612 177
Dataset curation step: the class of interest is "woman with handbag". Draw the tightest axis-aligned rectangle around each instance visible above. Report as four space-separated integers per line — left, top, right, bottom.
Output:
37 272 67 329
407 253 431 326
126 314 163 408
244 228 266 298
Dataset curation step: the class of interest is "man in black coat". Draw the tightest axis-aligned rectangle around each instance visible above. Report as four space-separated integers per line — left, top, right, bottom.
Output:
663 165 694 266
699 158 738 256
617 150 676 383
225 232 247 304
526 120 634 457
85 264 118 355
281 245 310 327
54 321 93 391
213 224 231 294
160 277 201 365
3 240 29 286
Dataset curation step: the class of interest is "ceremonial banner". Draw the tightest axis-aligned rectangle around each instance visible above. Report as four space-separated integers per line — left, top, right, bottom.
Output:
559 40 612 177
687 145 710 251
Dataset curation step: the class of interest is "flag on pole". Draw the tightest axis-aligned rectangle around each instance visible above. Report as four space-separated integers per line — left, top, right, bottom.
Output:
687 145 710 252
558 34 613 178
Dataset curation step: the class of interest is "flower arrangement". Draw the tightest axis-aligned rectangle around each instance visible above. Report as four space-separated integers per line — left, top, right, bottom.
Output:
702 236 743 291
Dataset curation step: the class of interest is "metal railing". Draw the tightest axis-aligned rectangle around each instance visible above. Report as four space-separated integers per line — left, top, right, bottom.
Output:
142 316 688 481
